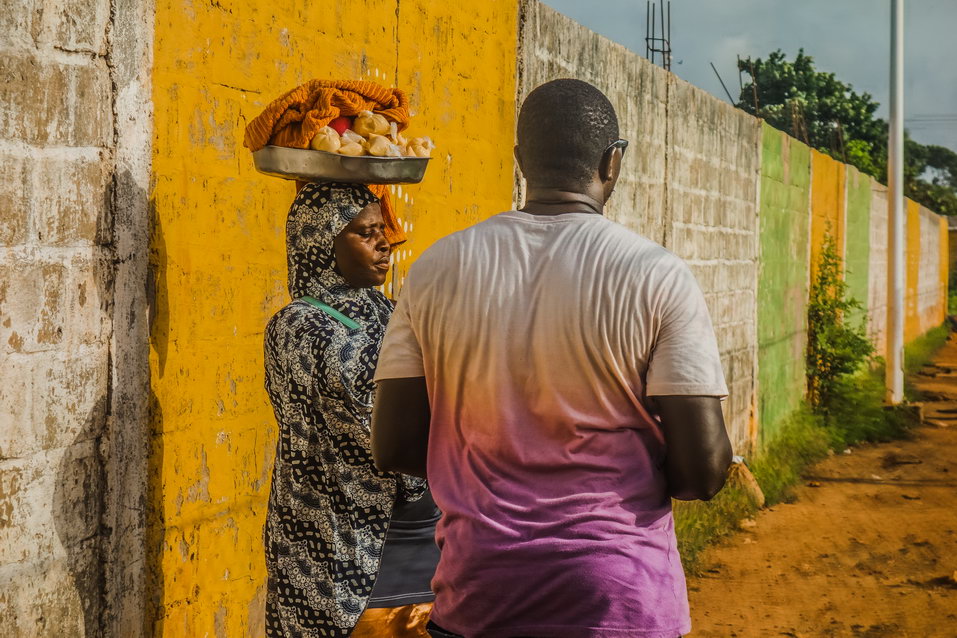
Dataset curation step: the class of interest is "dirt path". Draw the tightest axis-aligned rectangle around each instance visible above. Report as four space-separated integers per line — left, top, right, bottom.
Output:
687 337 957 638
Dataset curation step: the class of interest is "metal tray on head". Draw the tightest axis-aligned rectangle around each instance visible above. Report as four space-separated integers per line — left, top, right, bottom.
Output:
252 145 430 184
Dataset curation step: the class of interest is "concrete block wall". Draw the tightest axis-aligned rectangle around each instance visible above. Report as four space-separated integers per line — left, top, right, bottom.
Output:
0 0 152 636
809 150 846 273
867 182 889 353
917 206 946 334
665 76 761 449
844 166 872 328
518 0 760 450
516 1 670 244
0 1 114 634
756 126 811 442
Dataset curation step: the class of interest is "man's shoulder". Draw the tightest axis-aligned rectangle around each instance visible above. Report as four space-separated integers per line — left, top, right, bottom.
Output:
597 221 686 271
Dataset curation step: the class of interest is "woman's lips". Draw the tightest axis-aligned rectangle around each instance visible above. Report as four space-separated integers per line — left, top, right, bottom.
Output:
374 259 391 272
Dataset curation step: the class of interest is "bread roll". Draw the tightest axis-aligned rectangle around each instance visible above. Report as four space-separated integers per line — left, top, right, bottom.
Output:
309 126 341 153
338 141 365 156
408 136 434 157
341 129 366 146
353 110 391 137
368 134 403 157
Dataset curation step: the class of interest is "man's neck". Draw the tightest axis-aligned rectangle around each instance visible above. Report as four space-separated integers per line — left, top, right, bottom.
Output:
521 187 605 216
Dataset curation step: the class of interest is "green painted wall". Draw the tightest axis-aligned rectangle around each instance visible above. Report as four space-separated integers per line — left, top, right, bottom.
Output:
757 124 812 442
845 166 872 328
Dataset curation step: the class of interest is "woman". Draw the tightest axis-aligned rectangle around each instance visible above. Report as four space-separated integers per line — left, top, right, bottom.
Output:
264 182 440 637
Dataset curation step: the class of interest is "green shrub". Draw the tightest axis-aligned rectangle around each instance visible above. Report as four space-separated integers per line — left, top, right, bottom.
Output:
806 234 874 412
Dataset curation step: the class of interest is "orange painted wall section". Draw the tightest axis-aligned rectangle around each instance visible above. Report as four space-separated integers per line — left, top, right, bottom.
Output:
905 200 922 342
810 150 846 275
942 216 950 321
148 1 519 635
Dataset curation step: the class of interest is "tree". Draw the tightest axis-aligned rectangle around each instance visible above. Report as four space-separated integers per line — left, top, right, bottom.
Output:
737 49 957 215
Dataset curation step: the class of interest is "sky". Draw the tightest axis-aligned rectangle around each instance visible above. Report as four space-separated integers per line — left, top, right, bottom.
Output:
541 0 957 152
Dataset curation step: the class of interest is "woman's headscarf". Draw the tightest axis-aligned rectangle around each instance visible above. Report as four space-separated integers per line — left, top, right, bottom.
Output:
287 181 380 302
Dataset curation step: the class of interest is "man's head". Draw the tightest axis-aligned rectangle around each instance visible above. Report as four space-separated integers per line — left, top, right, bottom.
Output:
516 79 623 201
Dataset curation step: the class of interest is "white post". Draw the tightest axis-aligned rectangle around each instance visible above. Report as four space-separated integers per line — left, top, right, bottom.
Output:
886 0 905 404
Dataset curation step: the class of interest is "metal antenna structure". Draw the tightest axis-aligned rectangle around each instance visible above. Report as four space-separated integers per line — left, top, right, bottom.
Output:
645 0 672 71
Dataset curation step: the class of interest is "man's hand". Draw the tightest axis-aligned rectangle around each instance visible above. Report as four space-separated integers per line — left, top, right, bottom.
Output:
653 395 732 501
371 377 431 478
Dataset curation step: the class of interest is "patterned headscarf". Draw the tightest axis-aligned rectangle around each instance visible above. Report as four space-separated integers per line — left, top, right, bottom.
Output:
286 181 381 304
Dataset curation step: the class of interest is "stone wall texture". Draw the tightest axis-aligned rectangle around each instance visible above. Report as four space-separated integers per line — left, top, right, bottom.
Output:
0 0 153 636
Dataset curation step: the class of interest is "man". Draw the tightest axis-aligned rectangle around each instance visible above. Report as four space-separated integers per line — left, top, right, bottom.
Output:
371 79 733 638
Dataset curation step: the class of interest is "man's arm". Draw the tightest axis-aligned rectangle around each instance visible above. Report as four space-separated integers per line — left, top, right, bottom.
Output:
371 377 431 478
653 395 732 501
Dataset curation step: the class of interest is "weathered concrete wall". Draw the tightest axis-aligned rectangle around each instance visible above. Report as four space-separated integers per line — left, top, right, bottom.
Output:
518 0 761 451
863 183 946 357
947 217 957 282
844 166 872 327
666 77 761 450
0 0 152 636
917 206 946 334
810 150 847 272
756 125 811 442
148 0 518 634
516 2 670 243
867 182 889 353
905 200 922 342
942 217 951 316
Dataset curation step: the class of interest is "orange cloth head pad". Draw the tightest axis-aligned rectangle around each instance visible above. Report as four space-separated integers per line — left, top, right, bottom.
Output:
246 80 411 245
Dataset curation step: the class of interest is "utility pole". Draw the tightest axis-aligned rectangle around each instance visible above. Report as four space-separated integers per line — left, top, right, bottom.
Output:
886 0 905 404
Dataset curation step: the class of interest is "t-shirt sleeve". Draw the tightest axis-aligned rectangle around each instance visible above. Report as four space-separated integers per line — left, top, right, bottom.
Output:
374 285 426 381
645 259 728 398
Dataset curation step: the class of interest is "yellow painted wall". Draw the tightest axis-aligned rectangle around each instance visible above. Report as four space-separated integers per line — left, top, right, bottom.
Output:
905 199 922 342
149 1 518 634
942 216 950 321
810 150 846 276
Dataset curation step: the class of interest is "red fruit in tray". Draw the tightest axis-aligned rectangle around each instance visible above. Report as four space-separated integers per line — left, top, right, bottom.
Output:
328 116 352 136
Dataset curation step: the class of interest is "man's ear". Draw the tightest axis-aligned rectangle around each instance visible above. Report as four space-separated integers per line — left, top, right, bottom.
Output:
514 145 525 173
599 148 622 184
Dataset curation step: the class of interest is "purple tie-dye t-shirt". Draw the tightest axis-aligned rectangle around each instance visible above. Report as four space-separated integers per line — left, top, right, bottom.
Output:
375 212 728 638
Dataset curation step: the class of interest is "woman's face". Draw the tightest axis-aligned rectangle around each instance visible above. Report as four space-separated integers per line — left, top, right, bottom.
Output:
333 202 391 288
